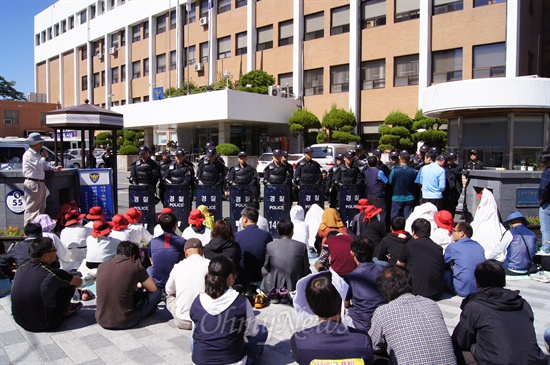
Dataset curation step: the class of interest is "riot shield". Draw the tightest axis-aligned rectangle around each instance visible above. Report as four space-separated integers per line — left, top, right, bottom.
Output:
338 185 362 229
195 185 223 221
263 184 291 238
129 185 156 233
298 184 325 214
164 185 192 231
230 185 258 231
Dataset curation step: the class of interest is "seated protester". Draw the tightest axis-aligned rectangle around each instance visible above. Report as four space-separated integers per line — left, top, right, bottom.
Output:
452 260 547 365
404 202 438 236
0 223 48 279
190 255 268 365
58 210 90 272
357 205 387 255
500 212 538 275
290 205 309 246
317 231 356 277
397 218 446 300
10 237 83 332
182 209 212 246
148 213 186 289
316 208 348 253
56 200 79 230
125 207 153 247
290 272 374 365
236 200 269 233
369 266 457 365
431 210 453 252
377 216 412 265
344 237 387 332
444 222 486 297
109 214 133 244
165 238 210 330
153 207 182 238
197 205 215 231
33 214 66 258
260 219 311 294
84 206 106 229
96 241 161 329
314 230 340 273
85 219 117 269
350 198 369 237
204 219 242 273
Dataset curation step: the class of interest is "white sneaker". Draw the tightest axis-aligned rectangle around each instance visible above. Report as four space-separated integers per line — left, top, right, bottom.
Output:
535 250 550 256
530 271 550 283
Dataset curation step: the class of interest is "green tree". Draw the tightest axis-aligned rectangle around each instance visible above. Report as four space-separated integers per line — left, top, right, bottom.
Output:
236 70 275 94
0 76 26 101
116 129 145 154
95 131 112 148
377 111 415 152
288 109 321 147
317 104 360 143
411 109 447 152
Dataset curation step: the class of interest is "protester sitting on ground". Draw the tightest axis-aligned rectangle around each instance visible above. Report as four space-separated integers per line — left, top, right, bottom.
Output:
404 202 437 235
315 230 356 277
33 214 67 259
84 206 106 228
376 216 412 266
444 222 486 297
10 237 83 332
109 214 133 244
452 260 547 365
59 209 90 272
182 209 212 246
190 255 267 364
344 236 387 331
369 266 457 365
197 205 215 230
153 207 182 237
148 213 186 290
497 212 538 275
125 207 153 247
471 188 508 261
261 219 310 294
316 208 347 252
357 204 387 254
95 241 160 330
56 200 80 231
431 210 454 252
203 219 242 272
290 272 374 365
290 205 309 246
397 218 446 300
165 238 210 330
350 198 370 236
236 200 269 233
84 219 117 269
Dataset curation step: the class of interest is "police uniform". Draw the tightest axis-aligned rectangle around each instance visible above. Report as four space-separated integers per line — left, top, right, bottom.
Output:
294 158 322 186
333 164 363 187
159 151 172 206
130 156 161 187
166 160 194 186
228 163 259 187
196 156 226 186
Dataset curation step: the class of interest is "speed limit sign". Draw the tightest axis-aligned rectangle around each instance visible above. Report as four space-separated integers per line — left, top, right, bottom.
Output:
6 190 25 214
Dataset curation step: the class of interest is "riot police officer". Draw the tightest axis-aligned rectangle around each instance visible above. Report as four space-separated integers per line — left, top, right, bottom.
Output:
326 153 343 208
196 147 226 186
166 148 194 186
410 144 429 171
159 150 172 206
263 149 292 185
389 151 400 170
280 151 294 179
372 148 391 177
130 145 162 201
228 151 259 197
353 144 368 173
294 146 322 187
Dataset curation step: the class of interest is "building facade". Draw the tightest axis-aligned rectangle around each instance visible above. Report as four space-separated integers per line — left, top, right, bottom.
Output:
34 0 549 153
0 100 59 138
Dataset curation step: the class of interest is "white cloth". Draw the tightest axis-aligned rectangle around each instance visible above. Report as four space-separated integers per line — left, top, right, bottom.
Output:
431 228 452 252
405 203 438 235
127 223 153 247
109 228 133 244
471 189 508 261
86 235 118 263
290 205 309 246
59 225 91 271
165 254 210 321
153 224 182 238
22 147 53 179
304 204 324 249
182 226 212 246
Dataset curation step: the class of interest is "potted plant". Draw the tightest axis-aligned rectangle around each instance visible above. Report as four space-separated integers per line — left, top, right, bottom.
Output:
528 162 537 171
520 160 527 171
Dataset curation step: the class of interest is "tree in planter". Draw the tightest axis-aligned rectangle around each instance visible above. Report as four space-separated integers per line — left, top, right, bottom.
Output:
317 104 361 144
288 109 321 147
411 109 447 152
236 70 275 94
377 111 415 152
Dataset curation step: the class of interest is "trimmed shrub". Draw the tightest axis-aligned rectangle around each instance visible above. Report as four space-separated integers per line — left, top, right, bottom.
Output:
119 145 139 155
216 143 240 156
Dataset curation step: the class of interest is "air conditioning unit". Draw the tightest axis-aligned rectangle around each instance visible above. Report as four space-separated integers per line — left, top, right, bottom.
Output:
3 119 13 125
199 17 208 26
194 63 203 71
109 47 117 55
268 85 281 97
96 52 103 59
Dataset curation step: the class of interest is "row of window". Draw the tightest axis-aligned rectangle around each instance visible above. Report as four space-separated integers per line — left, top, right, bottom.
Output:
3 110 19 125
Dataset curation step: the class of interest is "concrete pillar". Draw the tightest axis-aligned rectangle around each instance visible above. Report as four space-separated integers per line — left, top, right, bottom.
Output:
177 125 195 152
125 25 131 103
59 53 64 106
418 0 432 109
46 58 50 102
247 0 257 72
208 1 218 85
506 0 520 77
148 15 155 99
349 0 360 127
143 127 155 150
293 0 304 99
218 122 230 144
74 47 79 105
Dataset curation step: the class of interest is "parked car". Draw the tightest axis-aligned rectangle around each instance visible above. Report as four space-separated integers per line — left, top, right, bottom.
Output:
256 153 273 176
61 148 106 168
308 143 353 171
0 141 59 170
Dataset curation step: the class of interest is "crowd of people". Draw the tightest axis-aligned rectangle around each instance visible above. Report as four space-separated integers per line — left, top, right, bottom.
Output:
3 135 550 365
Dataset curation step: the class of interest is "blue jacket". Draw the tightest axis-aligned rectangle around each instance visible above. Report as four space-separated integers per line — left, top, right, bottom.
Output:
504 226 537 272
444 238 486 296
235 224 273 282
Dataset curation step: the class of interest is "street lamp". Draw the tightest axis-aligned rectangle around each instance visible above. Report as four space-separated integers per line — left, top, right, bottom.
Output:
223 71 229 89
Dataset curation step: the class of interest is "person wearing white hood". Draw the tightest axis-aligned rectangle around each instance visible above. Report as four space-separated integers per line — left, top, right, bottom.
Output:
190 255 267 365
290 205 309 246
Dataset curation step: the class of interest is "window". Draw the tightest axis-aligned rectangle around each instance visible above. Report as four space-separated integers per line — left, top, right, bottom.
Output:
47 27 52 40
279 20 293 46
218 0 231 14
94 40 101 56
395 0 420 23
236 0 247 8
3 110 19 125
304 68 323 96
305 12 324 41
200 42 209 63
80 10 87 24
69 16 74 29
361 59 386 89
36 34 40 46
170 11 177 29
257 25 273 51
121 64 126 82
132 60 141 78
433 0 463 15
101 71 105 86
236 32 247 55
474 0 506 7
394 54 419 86
330 65 349 93
157 13 167 34
279 73 293 96
93 72 100 88
133 24 141 42
144 58 149 76
185 45 196 65
170 50 177 70
200 0 209 18
111 33 119 48
132 97 141 103
91 4 96 19
218 36 231 59
82 76 88 90
81 45 87 60
54 23 60 37
331 6 350 35
100 1 105 14
121 30 126 46
41 31 46 43
144 96 149 102
184 3 196 24
144 21 149 39
157 54 166 73
61 20 66 33
432 48 463 83
363 0 386 28
111 67 119 83
473 43 505 78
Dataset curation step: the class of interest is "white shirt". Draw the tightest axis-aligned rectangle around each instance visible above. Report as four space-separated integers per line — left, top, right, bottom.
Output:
109 228 133 244
431 228 452 252
165 254 210 321
86 235 118 263
182 226 212 246
59 224 92 271
22 147 53 179
153 224 182 238
128 223 153 247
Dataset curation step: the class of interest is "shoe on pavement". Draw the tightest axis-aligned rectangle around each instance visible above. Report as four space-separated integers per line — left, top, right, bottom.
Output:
268 288 280 304
279 287 289 304
254 293 269 309
530 271 550 283
64 302 83 317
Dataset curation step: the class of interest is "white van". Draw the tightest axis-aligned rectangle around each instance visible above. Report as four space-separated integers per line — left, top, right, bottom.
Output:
0 139 58 170
309 143 354 171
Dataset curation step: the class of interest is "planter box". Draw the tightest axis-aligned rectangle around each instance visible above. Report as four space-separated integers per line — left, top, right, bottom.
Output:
117 155 139 171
